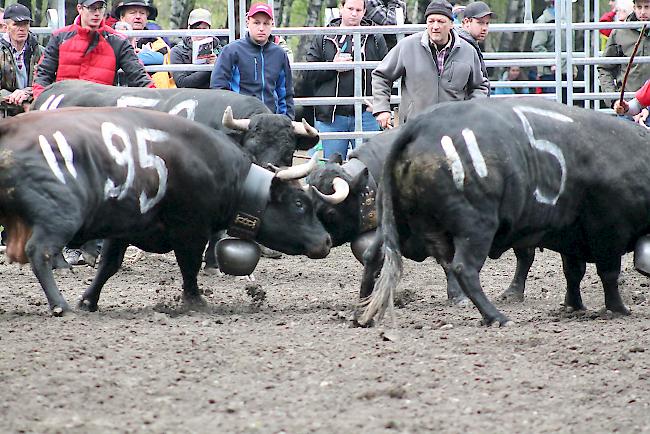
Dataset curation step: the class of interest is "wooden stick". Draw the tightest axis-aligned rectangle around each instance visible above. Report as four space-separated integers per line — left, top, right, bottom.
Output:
620 24 647 107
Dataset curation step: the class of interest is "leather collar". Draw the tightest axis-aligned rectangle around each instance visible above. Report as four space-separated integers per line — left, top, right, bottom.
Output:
342 158 377 233
227 164 275 240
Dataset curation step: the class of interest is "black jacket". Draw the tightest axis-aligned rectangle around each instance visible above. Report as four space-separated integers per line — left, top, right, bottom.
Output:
306 17 388 123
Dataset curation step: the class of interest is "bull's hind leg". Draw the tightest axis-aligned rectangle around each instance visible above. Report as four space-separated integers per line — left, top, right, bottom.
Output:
175 241 208 309
597 256 630 315
24 227 70 316
561 254 586 311
499 247 536 302
359 232 384 299
451 233 511 326
79 239 128 312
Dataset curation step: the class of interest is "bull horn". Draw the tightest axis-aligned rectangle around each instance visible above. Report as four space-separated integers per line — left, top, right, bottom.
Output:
312 177 350 204
292 118 319 137
276 153 319 180
222 106 250 131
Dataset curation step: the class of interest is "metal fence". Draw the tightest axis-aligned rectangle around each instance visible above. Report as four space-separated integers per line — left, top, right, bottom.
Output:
35 0 648 142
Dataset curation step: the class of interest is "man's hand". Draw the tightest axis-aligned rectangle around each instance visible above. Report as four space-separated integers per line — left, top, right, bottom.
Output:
6 89 30 105
375 111 393 129
634 108 649 127
614 99 629 115
334 50 352 72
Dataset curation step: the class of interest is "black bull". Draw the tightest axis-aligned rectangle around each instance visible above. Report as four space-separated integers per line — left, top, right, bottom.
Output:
32 80 320 168
306 128 534 303
0 107 331 315
358 97 650 326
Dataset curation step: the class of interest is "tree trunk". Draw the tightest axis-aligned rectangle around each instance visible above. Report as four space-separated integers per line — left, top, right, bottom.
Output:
498 0 525 53
274 0 284 27
169 0 195 29
280 1 292 30
65 0 76 27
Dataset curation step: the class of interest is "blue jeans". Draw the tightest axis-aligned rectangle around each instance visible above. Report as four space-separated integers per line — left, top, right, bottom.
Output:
315 111 380 160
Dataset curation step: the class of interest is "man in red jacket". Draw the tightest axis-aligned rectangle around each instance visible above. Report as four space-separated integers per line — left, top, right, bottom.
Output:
32 0 152 99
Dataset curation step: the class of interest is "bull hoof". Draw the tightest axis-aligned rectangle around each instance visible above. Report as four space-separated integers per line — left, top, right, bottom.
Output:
449 295 470 307
351 309 375 328
202 266 222 276
482 315 512 327
498 289 525 303
563 303 586 313
77 298 98 312
51 304 70 317
183 294 208 311
605 304 631 316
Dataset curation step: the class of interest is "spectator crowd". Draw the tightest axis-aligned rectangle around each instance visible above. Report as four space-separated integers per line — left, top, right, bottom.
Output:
1 0 648 165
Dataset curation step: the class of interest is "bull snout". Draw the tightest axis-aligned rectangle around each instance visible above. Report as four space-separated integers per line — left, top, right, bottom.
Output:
307 233 332 259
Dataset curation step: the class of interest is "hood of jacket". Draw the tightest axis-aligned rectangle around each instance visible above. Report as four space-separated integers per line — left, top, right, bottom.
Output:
326 16 376 28
0 32 40 52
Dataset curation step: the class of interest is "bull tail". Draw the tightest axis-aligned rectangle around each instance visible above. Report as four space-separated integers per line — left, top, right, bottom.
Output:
357 125 414 325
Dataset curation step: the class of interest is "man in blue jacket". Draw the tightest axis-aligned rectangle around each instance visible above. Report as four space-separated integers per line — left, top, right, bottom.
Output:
210 2 294 119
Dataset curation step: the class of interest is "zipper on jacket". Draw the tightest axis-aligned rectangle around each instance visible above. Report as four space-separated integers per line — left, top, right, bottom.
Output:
254 57 258 81
260 46 265 105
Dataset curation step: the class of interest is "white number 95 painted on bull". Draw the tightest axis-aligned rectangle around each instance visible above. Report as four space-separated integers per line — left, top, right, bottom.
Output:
39 123 169 215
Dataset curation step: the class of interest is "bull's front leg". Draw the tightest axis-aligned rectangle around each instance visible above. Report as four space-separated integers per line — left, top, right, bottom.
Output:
499 247 536 302
78 239 128 312
451 233 511 326
597 256 630 315
561 254 587 312
24 229 70 316
175 240 208 309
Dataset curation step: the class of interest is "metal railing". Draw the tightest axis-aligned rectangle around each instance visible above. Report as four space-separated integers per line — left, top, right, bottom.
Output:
33 0 636 142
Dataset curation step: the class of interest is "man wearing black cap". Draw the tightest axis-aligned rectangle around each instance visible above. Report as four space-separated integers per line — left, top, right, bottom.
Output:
32 0 153 100
372 0 488 129
458 1 495 93
0 3 44 114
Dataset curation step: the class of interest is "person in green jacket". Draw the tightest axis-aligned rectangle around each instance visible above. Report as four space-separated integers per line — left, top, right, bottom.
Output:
0 4 44 115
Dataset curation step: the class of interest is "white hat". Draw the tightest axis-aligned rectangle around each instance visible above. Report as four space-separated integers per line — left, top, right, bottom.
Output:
188 8 211 26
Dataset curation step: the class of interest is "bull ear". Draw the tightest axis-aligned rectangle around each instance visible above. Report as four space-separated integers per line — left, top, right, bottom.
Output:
328 153 343 165
295 134 321 151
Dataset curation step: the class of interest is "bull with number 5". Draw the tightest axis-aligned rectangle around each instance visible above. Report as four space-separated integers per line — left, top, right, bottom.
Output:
358 98 650 327
0 107 331 316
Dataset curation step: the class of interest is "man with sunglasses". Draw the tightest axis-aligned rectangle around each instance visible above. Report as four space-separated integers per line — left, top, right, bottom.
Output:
32 0 152 100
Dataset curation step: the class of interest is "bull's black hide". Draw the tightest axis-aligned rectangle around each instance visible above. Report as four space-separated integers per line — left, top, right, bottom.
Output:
32 80 320 168
359 97 650 326
0 107 330 315
307 128 535 303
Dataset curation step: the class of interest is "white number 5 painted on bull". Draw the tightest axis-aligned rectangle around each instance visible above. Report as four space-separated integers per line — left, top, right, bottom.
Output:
101 122 168 214
513 106 571 206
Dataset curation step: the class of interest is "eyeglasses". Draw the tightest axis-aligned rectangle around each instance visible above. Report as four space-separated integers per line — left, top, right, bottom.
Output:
82 4 106 12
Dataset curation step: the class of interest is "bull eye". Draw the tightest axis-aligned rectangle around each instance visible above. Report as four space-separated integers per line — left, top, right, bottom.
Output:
295 199 304 210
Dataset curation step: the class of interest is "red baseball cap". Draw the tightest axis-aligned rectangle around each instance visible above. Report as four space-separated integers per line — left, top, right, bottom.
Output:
247 2 273 19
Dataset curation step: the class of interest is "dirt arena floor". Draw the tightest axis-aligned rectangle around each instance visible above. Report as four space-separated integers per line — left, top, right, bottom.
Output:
1 245 649 433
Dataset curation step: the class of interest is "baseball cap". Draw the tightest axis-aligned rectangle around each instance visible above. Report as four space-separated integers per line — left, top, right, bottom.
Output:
78 0 107 7
3 3 33 22
463 1 496 19
247 3 273 19
188 8 212 26
424 0 453 21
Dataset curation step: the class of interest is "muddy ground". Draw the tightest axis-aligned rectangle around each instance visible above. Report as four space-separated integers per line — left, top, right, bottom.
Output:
1 245 649 433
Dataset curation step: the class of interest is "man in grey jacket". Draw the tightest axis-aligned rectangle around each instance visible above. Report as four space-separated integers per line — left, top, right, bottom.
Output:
372 0 488 129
